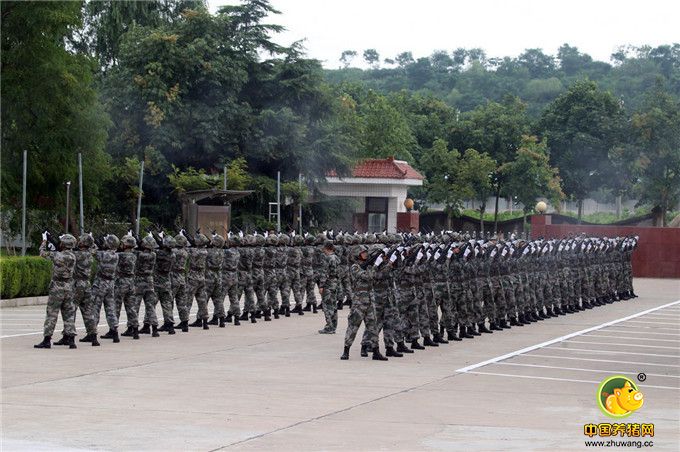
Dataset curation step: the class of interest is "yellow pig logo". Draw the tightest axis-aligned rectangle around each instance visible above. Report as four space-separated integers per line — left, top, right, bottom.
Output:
598 376 644 418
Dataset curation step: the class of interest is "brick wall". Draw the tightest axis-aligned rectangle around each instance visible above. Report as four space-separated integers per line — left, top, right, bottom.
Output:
531 215 680 278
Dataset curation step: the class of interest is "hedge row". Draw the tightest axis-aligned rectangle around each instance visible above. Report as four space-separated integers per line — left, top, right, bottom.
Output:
0 256 52 299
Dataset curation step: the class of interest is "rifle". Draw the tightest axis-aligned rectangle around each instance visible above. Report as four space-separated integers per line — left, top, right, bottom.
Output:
45 230 60 249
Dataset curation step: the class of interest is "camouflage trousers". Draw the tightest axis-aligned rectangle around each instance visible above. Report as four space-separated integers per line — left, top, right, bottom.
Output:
221 273 240 316
237 271 256 314
397 284 420 341
335 270 353 306
463 282 481 325
491 276 506 319
343 290 377 348
186 275 208 321
91 277 117 331
137 276 159 327
263 268 279 311
43 281 76 337
73 279 96 335
205 273 225 318
115 277 135 328
361 288 393 349
155 274 174 324
301 269 316 305
502 276 518 317
416 284 432 338
286 268 303 308
171 273 189 322
320 280 338 331
423 283 438 335
449 283 469 327
383 288 404 348
479 278 495 320
276 268 291 308
252 268 268 312
562 268 575 307
434 283 455 333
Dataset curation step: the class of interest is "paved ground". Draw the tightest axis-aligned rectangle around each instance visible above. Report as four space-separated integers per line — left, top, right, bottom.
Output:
1 278 679 451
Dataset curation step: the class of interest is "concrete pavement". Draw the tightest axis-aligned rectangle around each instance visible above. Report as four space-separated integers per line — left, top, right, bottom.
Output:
1 278 679 451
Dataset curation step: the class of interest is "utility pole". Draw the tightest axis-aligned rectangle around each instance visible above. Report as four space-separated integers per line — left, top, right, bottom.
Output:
21 150 27 256
298 173 303 235
78 153 84 234
135 161 144 236
223 164 227 190
65 181 71 233
276 171 281 233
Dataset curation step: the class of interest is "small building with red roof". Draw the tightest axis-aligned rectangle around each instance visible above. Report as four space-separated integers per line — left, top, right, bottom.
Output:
320 157 423 232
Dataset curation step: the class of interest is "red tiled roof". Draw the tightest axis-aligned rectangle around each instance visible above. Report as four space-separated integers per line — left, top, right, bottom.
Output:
328 157 424 180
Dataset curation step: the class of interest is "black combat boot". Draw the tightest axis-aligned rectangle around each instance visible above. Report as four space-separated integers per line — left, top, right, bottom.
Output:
499 318 511 329
336 300 344 310
91 334 100 346
250 312 257 323
132 327 140 340
423 336 439 346
34 336 51 349
372 349 388 361
120 326 134 337
112 329 120 343
166 322 176 334
312 303 318 314
284 306 291 317
175 320 189 332
397 341 415 352
467 325 481 336
433 332 449 344
303 303 312 312
219 317 226 328
272 309 279 319
67 335 77 349
189 318 203 327
264 309 271 321
239 312 250 321
510 316 521 326
226 312 233 323
489 321 502 331
459 324 473 339
158 322 168 332
233 315 241 326
293 305 304 315
385 346 403 357
478 322 493 334
79 333 95 343
278 306 286 315
360 344 370 357
447 329 463 341
100 329 115 339
139 323 151 334
410 338 425 349
53 334 69 345
537 310 548 320
254 310 262 319
340 346 350 360
200 319 208 330
152 325 160 337
208 315 219 326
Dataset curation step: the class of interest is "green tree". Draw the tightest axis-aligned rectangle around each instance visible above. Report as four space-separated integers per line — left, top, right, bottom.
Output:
502 136 564 228
460 149 497 232
359 91 416 161
339 50 357 68
629 82 680 226
363 48 380 68
1 1 111 217
539 80 624 220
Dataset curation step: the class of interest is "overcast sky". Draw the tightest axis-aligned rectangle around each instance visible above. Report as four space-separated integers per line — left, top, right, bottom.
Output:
209 0 679 68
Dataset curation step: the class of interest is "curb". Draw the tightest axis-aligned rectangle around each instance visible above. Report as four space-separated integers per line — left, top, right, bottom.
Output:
0 296 48 308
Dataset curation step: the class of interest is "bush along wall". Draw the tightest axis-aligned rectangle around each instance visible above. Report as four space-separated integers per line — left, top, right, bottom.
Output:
0 257 53 299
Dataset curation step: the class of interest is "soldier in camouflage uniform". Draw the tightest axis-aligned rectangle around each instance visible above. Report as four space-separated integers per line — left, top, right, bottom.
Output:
155 234 177 334
222 235 242 325
251 234 270 320
288 234 305 315
275 234 291 317
92 234 120 343
236 234 258 323
318 239 340 334
445 246 465 341
117 234 139 339
172 233 190 332
186 233 210 329
35 233 78 349
262 234 280 320
393 246 419 352
360 246 397 353
301 234 318 312
73 233 98 345
136 235 160 337
340 245 387 361
206 234 227 326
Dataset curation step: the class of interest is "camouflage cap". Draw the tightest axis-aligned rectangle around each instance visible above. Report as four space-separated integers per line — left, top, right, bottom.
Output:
162 235 176 249
104 234 120 250
304 234 315 245
174 233 188 248
121 234 137 249
254 234 265 246
351 244 368 260
211 234 225 248
141 235 158 250
278 234 290 246
59 234 77 250
78 233 94 248
195 233 210 247
292 235 304 246
334 234 345 245
265 234 279 246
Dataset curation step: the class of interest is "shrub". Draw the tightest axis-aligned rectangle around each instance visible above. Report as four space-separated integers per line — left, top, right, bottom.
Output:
0 256 53 299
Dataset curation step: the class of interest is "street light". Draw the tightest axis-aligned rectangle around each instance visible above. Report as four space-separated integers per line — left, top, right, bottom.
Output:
535 201 547 214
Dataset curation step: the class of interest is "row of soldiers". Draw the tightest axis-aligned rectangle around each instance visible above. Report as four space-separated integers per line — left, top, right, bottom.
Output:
328 232 638 360
33 229 638 360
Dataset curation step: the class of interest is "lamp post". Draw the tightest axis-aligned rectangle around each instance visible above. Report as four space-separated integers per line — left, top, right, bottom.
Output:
65 181 71 233
535 201 547 214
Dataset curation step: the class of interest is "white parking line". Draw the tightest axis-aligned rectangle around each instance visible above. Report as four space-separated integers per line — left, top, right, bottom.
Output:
564 340 680 350
466 371 680 390
608 325 680 332
601 329 680 337
543 346 680 358
625 320 680 326
455 299 680 373
582 334 680 342
522 353 680 368
497 362 680 379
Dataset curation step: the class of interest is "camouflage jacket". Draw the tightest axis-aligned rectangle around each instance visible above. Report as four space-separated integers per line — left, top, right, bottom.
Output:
40 243 76 282
117 251 137 278
95 250 118 280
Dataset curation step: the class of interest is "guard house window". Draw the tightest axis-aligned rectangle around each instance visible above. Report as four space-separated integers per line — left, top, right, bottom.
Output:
366 197 387 232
